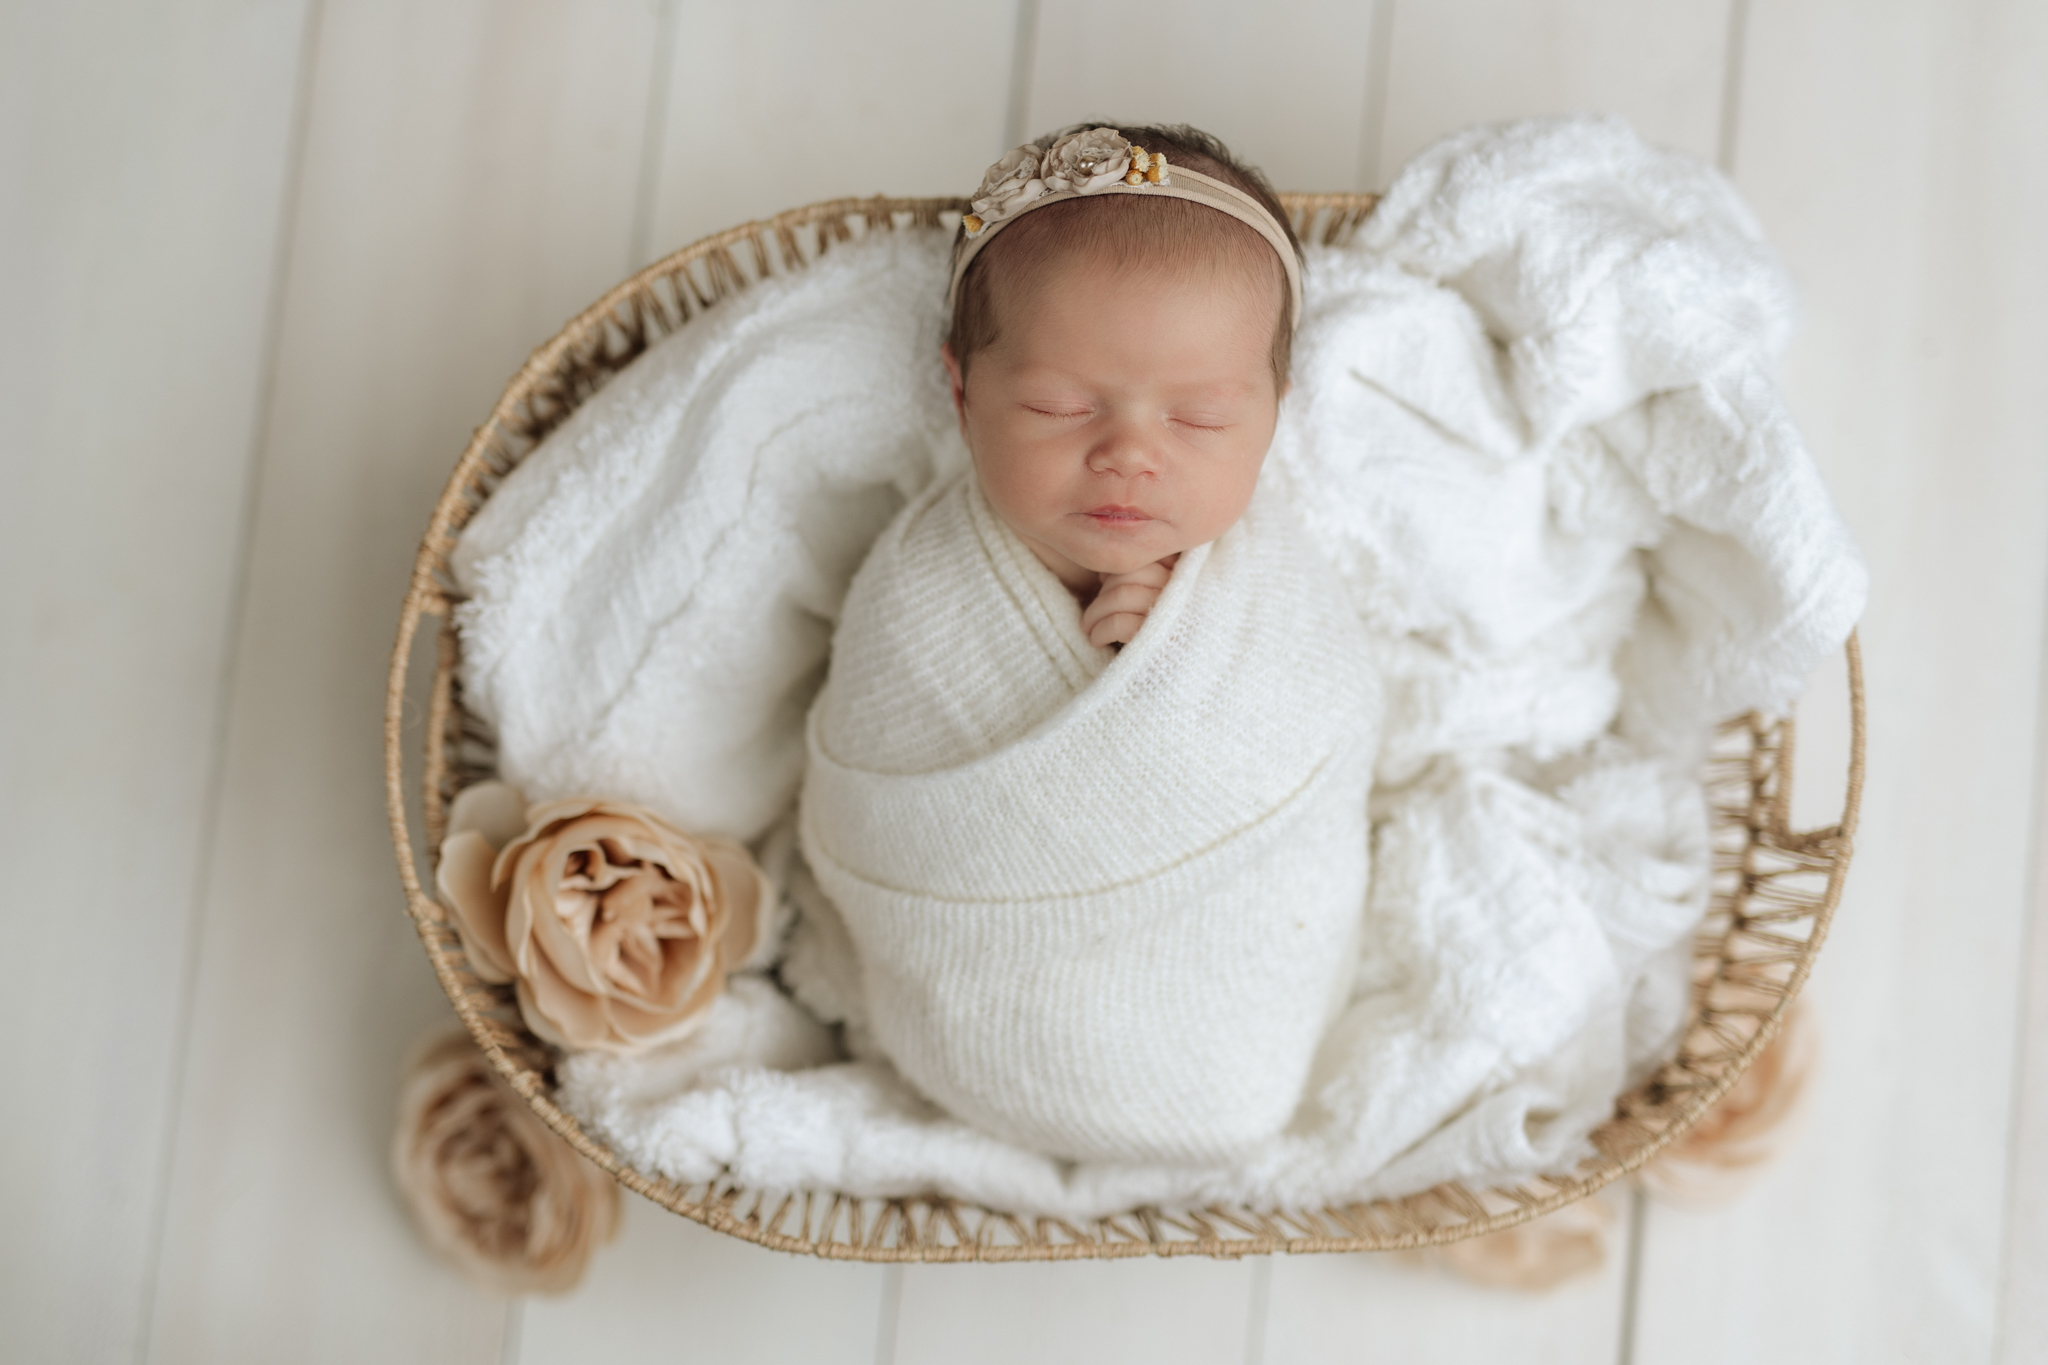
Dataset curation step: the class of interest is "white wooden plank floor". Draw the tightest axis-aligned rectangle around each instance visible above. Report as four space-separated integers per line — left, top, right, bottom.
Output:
1631 4 2048 1363
1 3 314 1361
5 1 2045 1361
142 4 659 1359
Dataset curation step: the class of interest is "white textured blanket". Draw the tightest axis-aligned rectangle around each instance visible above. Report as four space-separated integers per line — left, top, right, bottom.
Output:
803 470 1378 1163
450 116 1866 1218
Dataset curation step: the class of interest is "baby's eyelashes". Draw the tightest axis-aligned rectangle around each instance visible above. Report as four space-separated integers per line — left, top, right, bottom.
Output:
1019 404 1233 431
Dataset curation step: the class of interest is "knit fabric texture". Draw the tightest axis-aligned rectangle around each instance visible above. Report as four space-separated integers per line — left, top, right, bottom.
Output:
802 471 1377 1162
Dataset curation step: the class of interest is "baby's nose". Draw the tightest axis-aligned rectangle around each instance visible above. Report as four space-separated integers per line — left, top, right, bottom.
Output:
1086 423 1163 478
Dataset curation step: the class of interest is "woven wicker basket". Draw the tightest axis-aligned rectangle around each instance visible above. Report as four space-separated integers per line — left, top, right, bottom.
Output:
383 193 1865 1261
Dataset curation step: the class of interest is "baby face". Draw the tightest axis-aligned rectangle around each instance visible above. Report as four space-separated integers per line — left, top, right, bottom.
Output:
942 252 1284 592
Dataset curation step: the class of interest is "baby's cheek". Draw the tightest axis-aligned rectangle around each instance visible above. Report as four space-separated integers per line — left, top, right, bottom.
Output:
1185 445 1268 540
974 444 1066 525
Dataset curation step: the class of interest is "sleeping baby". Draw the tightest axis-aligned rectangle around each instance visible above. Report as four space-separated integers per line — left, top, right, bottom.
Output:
797 125 1381 1165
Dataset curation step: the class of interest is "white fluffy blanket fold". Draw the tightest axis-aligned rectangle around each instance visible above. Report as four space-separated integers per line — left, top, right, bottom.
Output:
448 115 1867 1218
801 471 1378 1163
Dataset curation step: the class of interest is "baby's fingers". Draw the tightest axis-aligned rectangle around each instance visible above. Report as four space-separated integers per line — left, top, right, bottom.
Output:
1082 580 1162 630
1086 610 1147 649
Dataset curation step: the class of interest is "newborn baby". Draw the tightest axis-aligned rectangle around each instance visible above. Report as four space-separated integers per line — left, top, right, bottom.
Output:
939 130 1293 650
798 125 1381 1164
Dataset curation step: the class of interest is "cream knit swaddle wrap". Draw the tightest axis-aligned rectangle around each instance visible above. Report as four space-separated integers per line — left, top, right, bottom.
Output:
799 471 1380 1164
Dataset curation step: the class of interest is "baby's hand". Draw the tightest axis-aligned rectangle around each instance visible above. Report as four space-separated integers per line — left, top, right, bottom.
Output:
1081 555 1178 649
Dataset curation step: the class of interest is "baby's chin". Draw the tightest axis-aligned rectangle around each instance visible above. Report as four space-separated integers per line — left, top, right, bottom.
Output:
1066 537 1192 577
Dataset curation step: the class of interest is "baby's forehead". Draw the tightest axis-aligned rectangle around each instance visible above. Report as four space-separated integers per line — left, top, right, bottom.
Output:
1011 273 1282 368
989 256 1284 380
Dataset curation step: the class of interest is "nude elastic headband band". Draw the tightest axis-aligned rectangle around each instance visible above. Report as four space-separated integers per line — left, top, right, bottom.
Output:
946 130 1302 323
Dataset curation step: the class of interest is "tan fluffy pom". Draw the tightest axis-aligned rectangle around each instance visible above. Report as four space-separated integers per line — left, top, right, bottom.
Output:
1428 1194 1616 1292
1638 1000 1817 1207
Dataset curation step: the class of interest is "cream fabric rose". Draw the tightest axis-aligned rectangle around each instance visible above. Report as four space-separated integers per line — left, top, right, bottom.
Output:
970 145 1048 221
392 1028 620 1295
1042 127 1132 194
436 781 766 1053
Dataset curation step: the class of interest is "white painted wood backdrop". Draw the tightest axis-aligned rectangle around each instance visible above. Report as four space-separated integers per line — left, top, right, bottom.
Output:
4 0 2044 1360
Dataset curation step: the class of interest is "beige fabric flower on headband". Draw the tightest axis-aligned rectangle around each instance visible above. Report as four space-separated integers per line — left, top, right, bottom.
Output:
392 1028 620 1295
1042 127 1134 194
971 145 1048 221
959 128 1176 235
436 781 766 1054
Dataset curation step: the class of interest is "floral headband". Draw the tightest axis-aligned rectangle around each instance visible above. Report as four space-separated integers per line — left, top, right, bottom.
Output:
947 127 1304 324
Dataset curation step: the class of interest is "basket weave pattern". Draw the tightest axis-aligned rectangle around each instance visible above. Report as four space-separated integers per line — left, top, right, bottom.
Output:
383 195 1865 1260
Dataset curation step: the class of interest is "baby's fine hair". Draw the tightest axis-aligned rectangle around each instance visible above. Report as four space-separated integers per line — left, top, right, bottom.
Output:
947 124 1303 389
